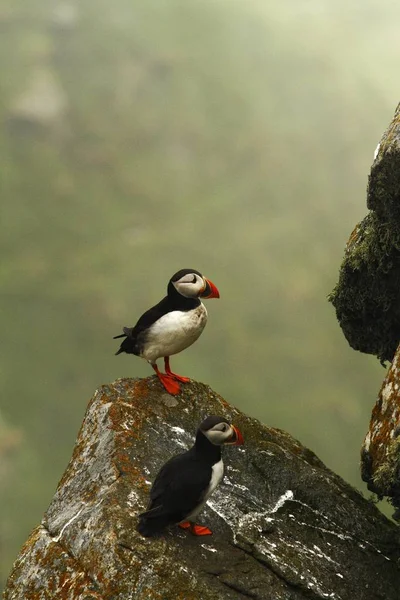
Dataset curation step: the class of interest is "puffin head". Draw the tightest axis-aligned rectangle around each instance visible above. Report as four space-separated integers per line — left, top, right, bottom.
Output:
199 415 244 446
169 269 220 299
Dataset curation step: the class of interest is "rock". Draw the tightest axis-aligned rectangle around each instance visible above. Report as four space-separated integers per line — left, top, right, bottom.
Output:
3 377 400 599
367 102 400 220
330 102 400 512
329 102 400 364
361 342 400 513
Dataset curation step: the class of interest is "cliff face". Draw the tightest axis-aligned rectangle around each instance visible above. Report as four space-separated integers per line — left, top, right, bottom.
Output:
329 102 400 365
3 377 400 600
329 103 400 512
361 344 400 513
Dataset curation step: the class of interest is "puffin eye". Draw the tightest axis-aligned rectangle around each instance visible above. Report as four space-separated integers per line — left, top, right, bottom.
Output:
177 274 197 284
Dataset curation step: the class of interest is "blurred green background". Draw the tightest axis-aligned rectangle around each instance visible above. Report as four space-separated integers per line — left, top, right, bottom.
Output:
1 0 399 589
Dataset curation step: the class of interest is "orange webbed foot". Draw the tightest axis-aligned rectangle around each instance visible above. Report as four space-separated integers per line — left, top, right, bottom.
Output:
164 358 191 384
169 373 191 383
179 522 212 536
191 524 213 536
158 373 181 395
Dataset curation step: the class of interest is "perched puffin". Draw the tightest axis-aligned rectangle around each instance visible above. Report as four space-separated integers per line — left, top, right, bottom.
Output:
114 269 220 395
137 415 244 537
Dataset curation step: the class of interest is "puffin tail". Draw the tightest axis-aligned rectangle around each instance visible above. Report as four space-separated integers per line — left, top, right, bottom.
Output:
113 326 132 339
137 517 162 537
113 327 135 355
137 507 174 537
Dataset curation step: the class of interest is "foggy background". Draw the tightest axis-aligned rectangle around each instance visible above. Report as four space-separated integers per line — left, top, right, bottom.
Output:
1 0 399 589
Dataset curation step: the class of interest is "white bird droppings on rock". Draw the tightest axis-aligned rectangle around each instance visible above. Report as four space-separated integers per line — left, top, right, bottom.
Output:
381 382 393 413
201 544 217 553
169 425 186 435
271 490 294 513
52 506 85 543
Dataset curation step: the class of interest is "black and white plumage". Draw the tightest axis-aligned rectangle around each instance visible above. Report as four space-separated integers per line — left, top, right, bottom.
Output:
114 269 220 395
137 416 244 537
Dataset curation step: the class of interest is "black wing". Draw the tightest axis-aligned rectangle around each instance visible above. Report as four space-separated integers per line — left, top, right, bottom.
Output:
137 450 211 535
130 295 171 336
114 296 172 354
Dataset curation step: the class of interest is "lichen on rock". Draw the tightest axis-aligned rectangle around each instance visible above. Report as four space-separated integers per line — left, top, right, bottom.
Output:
330 101 400 515
329 102 400 364
361 341 400 514
4 377 400 599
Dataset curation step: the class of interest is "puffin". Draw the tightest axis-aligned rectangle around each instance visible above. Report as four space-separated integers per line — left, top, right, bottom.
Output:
113 269 220 395
137 415 244 537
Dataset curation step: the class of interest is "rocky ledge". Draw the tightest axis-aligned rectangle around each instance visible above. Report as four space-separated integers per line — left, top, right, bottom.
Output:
3 377 400 600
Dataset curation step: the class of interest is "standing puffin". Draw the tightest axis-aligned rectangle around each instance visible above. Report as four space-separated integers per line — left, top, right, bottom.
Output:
137 415 244 537
113 269 220 395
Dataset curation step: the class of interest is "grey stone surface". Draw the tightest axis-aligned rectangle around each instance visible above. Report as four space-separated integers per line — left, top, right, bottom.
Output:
4 377 400 599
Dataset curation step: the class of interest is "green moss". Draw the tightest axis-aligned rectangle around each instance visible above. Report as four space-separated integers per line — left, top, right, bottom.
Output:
371 436 400 515
367 103 400 219
329 103 400 363
329 211 400 363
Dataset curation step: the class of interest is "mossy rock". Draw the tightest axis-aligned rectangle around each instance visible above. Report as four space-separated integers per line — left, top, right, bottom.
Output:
330 102 400 363
360 344 400 513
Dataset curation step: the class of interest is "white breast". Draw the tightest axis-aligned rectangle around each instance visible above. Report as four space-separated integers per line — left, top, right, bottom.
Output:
141 303 208 363
206 459 224 499
185 459 224 521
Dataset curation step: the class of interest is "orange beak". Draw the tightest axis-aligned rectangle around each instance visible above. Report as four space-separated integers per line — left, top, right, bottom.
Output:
200 278 220 299
226 425 244 446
